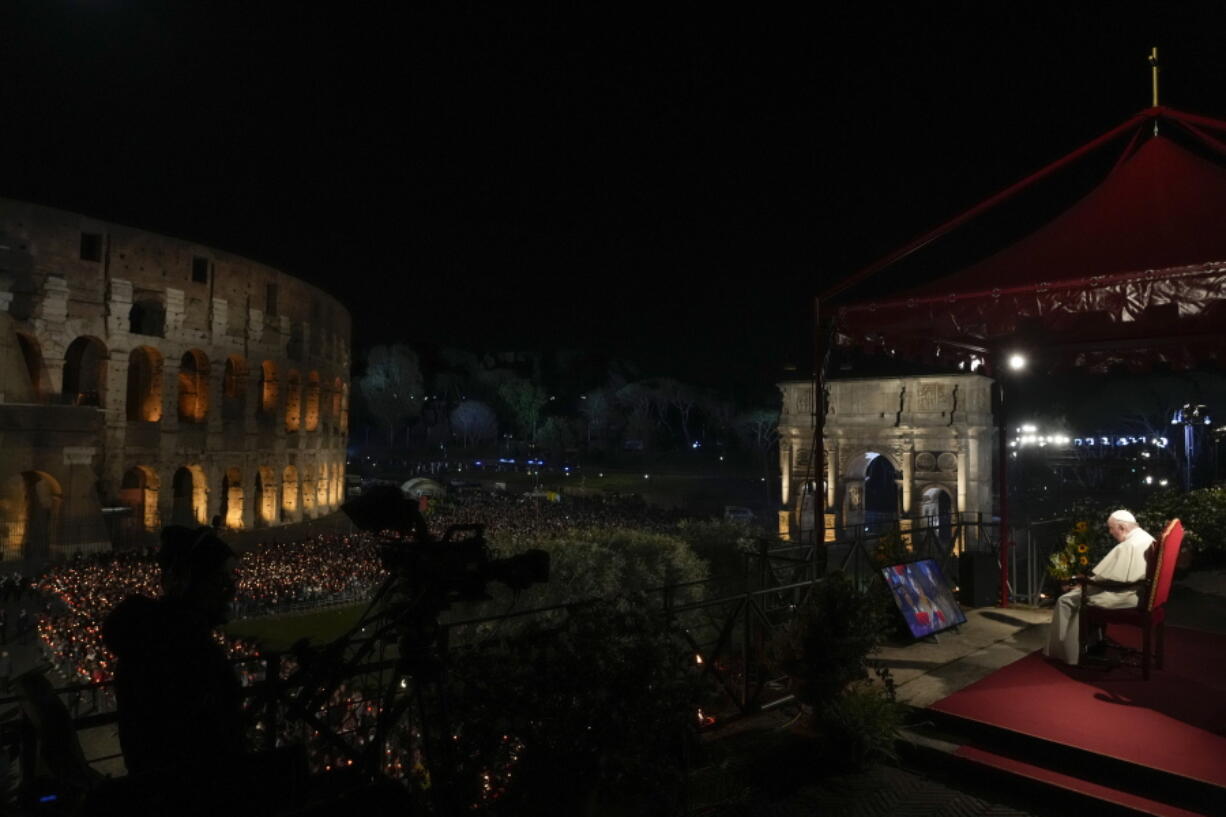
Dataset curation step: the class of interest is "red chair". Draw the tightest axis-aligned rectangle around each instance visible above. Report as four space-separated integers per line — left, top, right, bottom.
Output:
1084 519 1183 680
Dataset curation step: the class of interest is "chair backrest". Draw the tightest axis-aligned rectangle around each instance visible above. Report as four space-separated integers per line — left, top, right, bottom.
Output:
1147 519 1183 612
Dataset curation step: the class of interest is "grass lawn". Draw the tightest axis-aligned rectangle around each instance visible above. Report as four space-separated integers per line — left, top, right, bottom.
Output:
460 468 744 491
455 468 767 515
458 469 659 493
225 603 367 652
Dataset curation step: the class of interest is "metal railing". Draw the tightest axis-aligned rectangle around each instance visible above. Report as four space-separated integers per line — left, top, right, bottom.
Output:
820 513 1001 590
1011 517 1071 605
231 589 368 620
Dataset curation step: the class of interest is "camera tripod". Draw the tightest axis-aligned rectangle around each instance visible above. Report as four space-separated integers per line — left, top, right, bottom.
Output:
271 526 491 815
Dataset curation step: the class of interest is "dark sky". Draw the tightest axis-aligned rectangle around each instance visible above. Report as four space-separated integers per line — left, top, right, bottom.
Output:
4 3 1226 395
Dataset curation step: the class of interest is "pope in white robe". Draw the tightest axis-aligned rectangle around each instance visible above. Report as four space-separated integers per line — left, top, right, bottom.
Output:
1044 510 1154 665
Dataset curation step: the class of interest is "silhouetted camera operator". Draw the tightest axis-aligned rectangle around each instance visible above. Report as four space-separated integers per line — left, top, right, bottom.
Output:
94 525 245 814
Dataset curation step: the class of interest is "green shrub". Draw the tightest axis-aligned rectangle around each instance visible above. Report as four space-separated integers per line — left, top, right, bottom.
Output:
674 519 758 591
765 572 890 707
1140 487 1226 566
448 602 706 815
1052 490 1226 572
812 680 905 771
871 527 909 568
481 527 710 615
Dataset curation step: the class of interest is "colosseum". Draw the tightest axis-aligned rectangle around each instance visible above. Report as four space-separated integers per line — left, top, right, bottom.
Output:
0 197 351 564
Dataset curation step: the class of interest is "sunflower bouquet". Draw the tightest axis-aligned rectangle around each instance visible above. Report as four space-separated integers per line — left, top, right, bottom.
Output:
1047 520 1093 581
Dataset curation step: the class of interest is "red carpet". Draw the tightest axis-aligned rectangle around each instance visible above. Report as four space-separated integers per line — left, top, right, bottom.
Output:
929 626 1226 789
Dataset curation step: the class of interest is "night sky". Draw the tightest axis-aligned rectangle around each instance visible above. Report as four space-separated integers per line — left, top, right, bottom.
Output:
4 3 1226 395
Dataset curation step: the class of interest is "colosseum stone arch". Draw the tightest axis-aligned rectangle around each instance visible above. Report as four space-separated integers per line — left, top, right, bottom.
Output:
63 336 107 407
0 196 351 562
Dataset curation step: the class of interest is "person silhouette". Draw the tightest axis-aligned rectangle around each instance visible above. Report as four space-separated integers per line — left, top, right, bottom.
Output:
98 525 244 811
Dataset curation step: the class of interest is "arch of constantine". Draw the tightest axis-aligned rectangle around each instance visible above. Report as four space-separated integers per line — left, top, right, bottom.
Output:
777 374 996 542
0 197 351 562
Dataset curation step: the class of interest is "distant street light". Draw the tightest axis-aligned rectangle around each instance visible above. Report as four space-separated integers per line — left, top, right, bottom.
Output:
1173 403 1212 489
1008 353 1027 371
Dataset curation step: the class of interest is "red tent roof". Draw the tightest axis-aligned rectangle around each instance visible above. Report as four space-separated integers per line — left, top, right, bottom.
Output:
831 108 1226 373
908 135 1226 294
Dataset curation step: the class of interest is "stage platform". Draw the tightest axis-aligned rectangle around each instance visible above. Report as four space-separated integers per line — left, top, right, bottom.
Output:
913 624 1226 817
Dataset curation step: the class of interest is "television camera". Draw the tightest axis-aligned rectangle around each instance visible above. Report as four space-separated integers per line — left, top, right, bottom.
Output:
274 484 550 812
341 484 549 610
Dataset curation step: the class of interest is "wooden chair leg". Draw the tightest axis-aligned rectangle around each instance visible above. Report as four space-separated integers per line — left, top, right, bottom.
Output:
1142 626 1151 681
1156 621 1165 671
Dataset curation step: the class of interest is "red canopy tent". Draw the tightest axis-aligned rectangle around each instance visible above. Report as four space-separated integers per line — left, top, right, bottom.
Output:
816 106 1226 605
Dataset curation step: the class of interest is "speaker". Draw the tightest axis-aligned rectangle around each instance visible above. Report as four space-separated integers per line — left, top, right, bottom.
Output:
958 551 998 607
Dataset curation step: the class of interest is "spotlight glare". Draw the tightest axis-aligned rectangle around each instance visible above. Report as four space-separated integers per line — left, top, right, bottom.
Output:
1008 353 1027 371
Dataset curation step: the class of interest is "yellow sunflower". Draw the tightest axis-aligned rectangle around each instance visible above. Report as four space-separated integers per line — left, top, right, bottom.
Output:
1075 521 1089 533
1079 556 1089 566
1077 544 1088 553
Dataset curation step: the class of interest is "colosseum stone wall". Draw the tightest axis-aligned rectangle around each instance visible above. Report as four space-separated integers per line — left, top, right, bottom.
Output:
0 197 351 562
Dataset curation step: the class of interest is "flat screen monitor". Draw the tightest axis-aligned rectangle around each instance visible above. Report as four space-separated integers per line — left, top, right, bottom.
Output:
881 558 967 638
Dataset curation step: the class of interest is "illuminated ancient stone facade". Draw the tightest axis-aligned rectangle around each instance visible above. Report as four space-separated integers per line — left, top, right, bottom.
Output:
777 375 996 542
0 197 350 561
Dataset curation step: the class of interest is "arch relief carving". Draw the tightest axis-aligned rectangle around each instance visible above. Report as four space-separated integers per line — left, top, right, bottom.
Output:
778 375 990 538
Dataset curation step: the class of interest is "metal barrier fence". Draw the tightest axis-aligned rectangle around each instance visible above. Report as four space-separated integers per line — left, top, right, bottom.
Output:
230 588 369 620
821 513 1001 591
0 521 112 566
1010 517 1071 605
820 514 1069 606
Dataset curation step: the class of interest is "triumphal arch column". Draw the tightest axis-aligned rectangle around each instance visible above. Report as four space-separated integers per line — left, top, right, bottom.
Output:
777 374 995 542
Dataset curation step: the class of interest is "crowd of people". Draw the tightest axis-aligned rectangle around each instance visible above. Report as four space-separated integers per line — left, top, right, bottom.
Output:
29 489 698 692
34 535 388 688
427 491 691 548
231 535 385 618
37 553 162 687
0 572 37 603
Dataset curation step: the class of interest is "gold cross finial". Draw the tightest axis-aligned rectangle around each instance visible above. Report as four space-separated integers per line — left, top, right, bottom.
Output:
1149 47 1160 107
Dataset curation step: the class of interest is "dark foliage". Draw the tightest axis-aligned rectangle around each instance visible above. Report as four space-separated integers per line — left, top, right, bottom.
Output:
765 572 889 707
447 601 707 815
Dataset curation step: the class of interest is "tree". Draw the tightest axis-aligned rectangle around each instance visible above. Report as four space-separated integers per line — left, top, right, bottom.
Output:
434 347 481 406
357 344 423 447
701 393 736 444
579 387 616 448
738 407 781 506
537 416 579 455
450 400 498 447
498 379 549 443
656 378 699 447
616 381 657 448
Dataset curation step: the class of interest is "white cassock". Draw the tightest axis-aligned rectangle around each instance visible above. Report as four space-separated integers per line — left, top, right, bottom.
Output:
1044 526 1155 665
